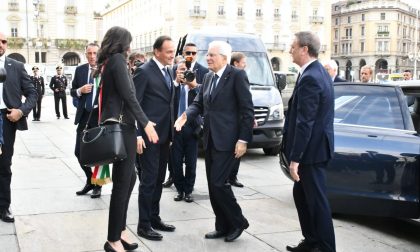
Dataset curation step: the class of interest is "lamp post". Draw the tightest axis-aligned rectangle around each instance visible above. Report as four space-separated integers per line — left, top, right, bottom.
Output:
33 0 41 64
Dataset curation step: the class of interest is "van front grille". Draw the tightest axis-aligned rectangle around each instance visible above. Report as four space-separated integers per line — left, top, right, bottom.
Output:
254 106 268 126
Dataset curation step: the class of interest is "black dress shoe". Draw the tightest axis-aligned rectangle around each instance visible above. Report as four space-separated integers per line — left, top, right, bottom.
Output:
151 220 176 232
104 241 117 252
204 230 227 239
0 208 14 223
64 117 70 119
286 239 312 252
184 193 194 203
230 178 244 188
91 186 102 198
137 228 163 241
162 177 173 188
174 192 184 201
121 239 138 251
224 219 249 242
76 184 95 195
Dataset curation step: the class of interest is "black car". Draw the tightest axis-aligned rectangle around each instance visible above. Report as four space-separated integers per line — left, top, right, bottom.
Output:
280 81 420 218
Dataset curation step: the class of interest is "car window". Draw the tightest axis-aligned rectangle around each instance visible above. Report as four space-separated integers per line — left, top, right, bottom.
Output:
334 85 404 130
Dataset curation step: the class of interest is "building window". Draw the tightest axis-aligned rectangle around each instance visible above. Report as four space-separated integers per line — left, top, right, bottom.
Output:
11 27 18 37
334 44 338 54
380 13 385 20
334 29 338 39
217 6 224 16
274 35 279 44
335 5 339 11
274 8 280 19
256 8 262 17
66 25 75 38
361 26 365 36
348 16 351 23
361 42 364 52
335 18 339 25
362 13 365 21
237 7 243 16
35 52 46 63
193 5 200 14
403 42 407 53
292 10 298 21
346 28 352 38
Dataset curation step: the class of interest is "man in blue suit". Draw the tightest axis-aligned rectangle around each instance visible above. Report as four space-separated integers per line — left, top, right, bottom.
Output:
70 43 102 198
283 32 335 252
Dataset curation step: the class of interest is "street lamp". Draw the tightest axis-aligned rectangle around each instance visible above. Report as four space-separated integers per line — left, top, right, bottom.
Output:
33 0 41 64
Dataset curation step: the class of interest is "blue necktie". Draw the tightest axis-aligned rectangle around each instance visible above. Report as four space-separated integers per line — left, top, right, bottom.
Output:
85 69 94 111
210 74 219 97
163 67 172 90
178 85 186 117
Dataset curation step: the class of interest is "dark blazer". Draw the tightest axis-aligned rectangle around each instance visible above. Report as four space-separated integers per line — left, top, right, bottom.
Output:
49 75 67 91
3 57 37 130
134 59 175 144
70 63 91 125
283 60 334 164
30 76 45 96
100 53 149 128
193 62 209 84
334 75 346 82
186 64 254 151
174 84 202 129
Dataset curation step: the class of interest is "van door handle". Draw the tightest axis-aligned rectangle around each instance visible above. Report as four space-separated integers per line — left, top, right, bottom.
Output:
367 135 378 138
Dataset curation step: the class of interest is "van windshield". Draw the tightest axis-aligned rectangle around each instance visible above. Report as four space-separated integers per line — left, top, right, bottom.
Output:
196 51 275 86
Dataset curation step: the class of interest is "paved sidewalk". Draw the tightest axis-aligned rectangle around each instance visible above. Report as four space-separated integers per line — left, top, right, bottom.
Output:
1 96 420 252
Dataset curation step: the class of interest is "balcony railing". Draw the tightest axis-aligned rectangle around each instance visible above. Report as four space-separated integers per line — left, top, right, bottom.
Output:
65 5 77 15
377 31 389 37
8 2 19 11
265 43 286 51
309 16 324 24
7 37 26 49
189 9 206 18
55 39 88 50
341 36 353 40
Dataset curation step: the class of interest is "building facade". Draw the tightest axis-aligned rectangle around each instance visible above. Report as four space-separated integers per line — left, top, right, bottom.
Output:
0 0 99 68
332 0 420 81
101 0 332 72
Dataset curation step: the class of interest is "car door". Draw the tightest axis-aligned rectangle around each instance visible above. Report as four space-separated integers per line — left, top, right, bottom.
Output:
328 84 420 218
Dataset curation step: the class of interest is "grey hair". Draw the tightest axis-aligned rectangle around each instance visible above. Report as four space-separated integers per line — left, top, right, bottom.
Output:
208 41 232 64
324 59 338 72
294 31 320 58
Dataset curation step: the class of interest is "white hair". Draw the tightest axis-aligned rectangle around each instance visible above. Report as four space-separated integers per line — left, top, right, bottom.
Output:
324 59 338 72
208 41 232 64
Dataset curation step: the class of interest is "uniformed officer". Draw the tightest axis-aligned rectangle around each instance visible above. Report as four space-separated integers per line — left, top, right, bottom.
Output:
49 65 69 119
30 66 44 121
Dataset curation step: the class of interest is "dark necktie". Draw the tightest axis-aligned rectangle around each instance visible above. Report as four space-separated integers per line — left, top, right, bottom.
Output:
178 85 186 117
85 69 94 111
163 67 172 90
210 74 219 96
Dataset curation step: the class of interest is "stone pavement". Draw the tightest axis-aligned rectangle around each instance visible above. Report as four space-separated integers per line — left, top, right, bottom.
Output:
0 96 420 252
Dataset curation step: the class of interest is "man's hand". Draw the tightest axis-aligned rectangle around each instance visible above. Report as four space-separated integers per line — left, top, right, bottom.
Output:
175 70 186 83
174 112 187 131
6 108 23 122
144 121 159 144
80 84 93 94
136 138 146 154
235 141 247 158
289 161 300 182
185 78 197 89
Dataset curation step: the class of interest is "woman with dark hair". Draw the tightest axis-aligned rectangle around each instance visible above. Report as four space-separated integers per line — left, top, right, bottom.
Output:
96 26 159 252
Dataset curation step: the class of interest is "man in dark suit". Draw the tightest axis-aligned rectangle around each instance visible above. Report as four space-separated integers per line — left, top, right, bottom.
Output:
175 41 254 242
133 35 176 241
49 65 69 119
30 66 44 121
323 59 345 82
171 59 202 203
0 32 37 223
163 42 208 188
70 43 102 198
283 31 335 252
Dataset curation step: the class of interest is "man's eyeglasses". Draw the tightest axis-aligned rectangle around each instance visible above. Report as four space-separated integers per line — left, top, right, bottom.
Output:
56 67 63 70
33 68 39 71
185 51 197 56
0 40 7 44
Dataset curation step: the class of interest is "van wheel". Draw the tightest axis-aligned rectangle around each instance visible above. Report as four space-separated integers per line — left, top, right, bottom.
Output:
263 145 281 156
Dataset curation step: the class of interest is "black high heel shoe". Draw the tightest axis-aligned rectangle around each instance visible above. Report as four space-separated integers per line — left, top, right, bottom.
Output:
121 239 139 251
104 242 117 252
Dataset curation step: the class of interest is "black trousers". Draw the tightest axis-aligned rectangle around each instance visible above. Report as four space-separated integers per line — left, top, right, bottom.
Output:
171 124 198 195
54 92 68 118
0 111 17 210
137 140 169 230
75 109 99 185
108 125 137 241
229 158 241 181
293 162 336 252
205 139 247 233
32 95 42 119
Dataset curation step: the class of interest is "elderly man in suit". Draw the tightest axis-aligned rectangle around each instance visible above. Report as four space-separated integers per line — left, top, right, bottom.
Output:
175 41 254 242
323 59 345 83
70 43 102 198
0 32 37 223
283 31 335 252
134 35 176 241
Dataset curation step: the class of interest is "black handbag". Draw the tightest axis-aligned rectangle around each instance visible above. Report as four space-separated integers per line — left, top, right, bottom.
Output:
79 76 127 167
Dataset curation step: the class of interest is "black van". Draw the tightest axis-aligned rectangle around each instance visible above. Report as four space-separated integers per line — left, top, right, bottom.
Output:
177 31 284 155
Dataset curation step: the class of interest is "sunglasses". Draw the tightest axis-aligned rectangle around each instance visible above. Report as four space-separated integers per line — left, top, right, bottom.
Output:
33 68 39 71
56 67 62 70
0 40 7 44
185 51 197 56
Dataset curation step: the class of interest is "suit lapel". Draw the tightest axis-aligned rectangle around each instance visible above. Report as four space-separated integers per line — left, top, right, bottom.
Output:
150 60 172 99
211 65 231 102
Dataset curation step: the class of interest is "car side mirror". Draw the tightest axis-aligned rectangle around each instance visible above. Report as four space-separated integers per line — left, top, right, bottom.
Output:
275 73 287 90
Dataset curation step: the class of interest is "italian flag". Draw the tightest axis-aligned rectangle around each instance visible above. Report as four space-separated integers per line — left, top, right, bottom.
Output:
91 164 111 185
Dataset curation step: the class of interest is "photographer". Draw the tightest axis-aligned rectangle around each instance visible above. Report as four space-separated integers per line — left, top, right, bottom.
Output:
49 65 69 119
128 51 146 75
171 58 202 203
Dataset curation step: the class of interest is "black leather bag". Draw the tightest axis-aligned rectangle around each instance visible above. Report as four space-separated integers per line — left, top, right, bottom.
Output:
79 73 127 167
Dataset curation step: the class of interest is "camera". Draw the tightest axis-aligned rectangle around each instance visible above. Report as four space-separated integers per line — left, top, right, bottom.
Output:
0 67 6 83
134 60 143 68
183 56 196 82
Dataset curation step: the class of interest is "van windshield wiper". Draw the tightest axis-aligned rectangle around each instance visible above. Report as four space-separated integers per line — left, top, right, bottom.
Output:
249 83 266 86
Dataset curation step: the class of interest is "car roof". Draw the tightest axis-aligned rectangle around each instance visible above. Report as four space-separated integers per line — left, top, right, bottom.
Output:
334 81 420 95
